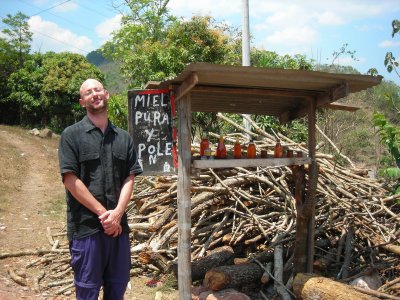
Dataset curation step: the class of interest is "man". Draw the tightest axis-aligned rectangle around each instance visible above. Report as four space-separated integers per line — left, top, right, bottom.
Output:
58 79 142 300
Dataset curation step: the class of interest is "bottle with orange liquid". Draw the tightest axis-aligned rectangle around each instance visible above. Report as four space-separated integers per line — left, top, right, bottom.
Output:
247 140 256 159
274 138 283 158
234 138 242 159
216 136 227 159
200 137 209 157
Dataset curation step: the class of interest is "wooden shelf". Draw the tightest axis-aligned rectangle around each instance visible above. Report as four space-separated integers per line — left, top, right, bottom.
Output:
192 157 311 169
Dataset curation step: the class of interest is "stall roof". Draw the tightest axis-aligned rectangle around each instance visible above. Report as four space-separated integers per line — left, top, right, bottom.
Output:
146 63 383 122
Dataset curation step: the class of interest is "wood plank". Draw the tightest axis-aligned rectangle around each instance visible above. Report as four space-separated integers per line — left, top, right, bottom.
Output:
177 93 192 299
323 102 360 111
175 72 198 102
192 157 311 169
306 98 317 273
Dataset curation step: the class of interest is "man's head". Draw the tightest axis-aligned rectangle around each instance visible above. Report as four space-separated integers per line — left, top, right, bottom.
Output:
79 79 109 115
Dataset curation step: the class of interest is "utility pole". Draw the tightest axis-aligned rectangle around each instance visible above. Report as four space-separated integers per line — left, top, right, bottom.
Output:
242 0 251 136
242 0 250 67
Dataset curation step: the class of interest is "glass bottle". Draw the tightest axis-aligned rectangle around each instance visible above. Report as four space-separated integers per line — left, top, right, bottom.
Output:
247 140 256 159
234 138 242 159
216 136 226 159
200 137 209 157
274 138 283 158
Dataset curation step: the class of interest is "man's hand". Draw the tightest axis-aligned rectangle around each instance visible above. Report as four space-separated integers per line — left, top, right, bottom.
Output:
99 209 123 237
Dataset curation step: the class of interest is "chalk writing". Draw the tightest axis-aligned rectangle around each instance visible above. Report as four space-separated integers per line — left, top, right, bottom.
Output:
128 89 177 175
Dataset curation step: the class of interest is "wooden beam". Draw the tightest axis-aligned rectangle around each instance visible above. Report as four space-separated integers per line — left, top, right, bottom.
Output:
177 93 192 299
190 85 319 98
192 157 311 169
279 96 313 124
322 102 360 111
144 80 161 89
280 82 349 123
175 72 198 102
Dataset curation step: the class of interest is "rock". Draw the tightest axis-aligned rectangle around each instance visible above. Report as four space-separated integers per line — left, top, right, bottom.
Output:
199 288 251 300
29 128 40 136
39 128 53 138
349 272 382 290
192 285 210 299
154 291 162 300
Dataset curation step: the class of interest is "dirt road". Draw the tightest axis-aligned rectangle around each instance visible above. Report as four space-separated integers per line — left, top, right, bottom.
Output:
0 125 178 300
0 125 66 299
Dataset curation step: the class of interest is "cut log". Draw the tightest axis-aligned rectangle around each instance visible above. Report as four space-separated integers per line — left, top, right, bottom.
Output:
293 273 379 299
148 207 175 232
192 246 235 282
173 246 235 282
203 263 263 291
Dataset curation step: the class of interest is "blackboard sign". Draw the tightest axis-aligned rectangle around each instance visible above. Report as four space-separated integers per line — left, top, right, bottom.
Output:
128 89 177 175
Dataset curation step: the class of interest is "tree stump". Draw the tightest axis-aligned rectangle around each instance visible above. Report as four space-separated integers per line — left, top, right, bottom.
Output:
204 263 263 291
293 273 379 299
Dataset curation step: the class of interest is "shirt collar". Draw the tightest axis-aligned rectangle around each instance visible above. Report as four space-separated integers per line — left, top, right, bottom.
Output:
82 115 118 134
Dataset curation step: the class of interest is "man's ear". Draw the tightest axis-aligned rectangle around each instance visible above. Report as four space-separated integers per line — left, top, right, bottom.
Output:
104 89 110 99
79 98 86 108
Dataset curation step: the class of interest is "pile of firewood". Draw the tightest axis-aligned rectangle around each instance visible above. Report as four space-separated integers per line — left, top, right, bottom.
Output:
128 114 399 299
2 113 399 299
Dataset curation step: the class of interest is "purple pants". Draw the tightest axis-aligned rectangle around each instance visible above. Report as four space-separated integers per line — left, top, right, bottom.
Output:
69 231 131 300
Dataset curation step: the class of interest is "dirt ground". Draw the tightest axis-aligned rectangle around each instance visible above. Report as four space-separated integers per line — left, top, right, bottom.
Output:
0 125 178 300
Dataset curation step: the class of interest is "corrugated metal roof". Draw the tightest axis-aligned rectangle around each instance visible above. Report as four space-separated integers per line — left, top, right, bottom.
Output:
146 63 382 121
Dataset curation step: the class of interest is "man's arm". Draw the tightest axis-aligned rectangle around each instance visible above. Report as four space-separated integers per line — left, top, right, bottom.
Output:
62 172 120 236
98 174 135 232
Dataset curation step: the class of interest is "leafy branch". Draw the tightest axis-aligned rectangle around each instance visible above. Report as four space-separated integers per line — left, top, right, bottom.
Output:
384 19 400 77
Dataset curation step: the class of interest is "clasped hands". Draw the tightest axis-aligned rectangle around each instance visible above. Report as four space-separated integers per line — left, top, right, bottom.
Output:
99 210 123 237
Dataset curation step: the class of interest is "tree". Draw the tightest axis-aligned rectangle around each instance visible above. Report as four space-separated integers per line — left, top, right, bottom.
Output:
251 49 312 70
0 12 32 123
373 18 400 194
103 0 240 88
6 52 104 131
1 12 32 67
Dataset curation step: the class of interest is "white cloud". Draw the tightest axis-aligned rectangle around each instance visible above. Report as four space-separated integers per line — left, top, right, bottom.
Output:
31 0 78 12
167 0 240 19
334 56 365 66
355 24 385 32
379 40 400 48
264 26 317 47
316 11 345 25
95 14 122 43
28 15 94 54
53 1 79 12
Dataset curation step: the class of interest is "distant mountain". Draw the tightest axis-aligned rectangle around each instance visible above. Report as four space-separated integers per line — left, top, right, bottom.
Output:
86 50 109 66
86 50 128 94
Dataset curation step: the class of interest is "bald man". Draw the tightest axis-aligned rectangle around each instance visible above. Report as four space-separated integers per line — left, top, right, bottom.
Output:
58 79 142 300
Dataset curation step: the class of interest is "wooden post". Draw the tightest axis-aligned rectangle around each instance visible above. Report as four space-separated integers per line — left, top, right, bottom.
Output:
177 93 192 299
306 98 317 272
293 164 306 274
293 97 318 275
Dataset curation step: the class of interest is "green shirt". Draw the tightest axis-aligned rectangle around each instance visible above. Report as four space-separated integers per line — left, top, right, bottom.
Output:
58 116 142 240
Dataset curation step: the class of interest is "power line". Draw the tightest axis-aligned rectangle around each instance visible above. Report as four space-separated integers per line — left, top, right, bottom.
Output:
30 0 72 17
78 2 114 19
16 0 94 32
31 29 90 54
1 0 121 54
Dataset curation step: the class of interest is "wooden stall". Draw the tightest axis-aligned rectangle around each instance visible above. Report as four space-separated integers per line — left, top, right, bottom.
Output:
145 62 382 299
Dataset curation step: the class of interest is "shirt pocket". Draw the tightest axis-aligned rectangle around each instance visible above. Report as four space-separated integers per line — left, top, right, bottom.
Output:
78 151 102 196
112 150 128 196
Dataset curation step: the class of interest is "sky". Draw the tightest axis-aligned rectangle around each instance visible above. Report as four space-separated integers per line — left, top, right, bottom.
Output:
1 0 399 85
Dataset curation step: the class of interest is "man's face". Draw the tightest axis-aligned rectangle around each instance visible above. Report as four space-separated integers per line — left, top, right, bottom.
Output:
79 81 109 114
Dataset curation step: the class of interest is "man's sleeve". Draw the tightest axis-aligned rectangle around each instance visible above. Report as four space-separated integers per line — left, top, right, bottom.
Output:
127 136 142 177
58 128 79 178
